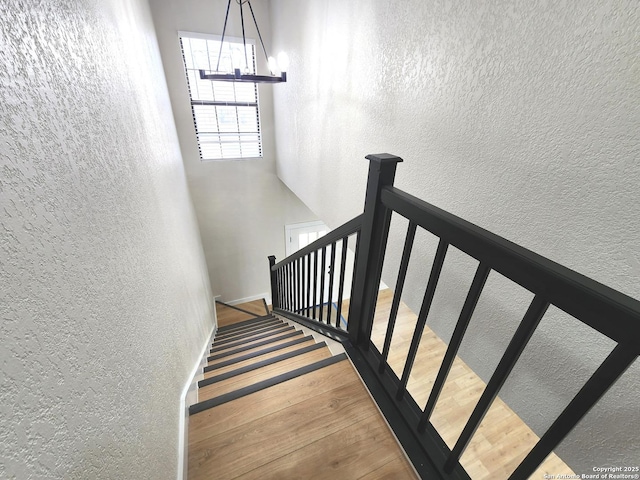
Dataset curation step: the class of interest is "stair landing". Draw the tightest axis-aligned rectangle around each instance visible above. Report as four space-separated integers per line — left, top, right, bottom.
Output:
188 301 417 479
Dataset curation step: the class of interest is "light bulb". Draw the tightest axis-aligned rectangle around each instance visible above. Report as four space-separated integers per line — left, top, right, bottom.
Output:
268 56 279 75
277 52 289 72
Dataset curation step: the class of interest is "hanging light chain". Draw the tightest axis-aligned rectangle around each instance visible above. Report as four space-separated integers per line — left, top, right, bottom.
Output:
202 0 287 83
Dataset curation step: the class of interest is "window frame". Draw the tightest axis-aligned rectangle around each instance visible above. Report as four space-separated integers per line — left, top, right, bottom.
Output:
178 31 263 161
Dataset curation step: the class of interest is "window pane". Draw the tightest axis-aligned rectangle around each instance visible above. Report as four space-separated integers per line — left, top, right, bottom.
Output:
220 141 241 158
216 106 239 132
234 83 256 103
237 106 258 132
299 233 309 249
181 34 262 160
189 38 211 70
212 82 236 102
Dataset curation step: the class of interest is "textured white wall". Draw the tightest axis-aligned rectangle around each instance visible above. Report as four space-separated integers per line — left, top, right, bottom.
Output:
271 0 639 473
0 1 215 478
149 0 317 303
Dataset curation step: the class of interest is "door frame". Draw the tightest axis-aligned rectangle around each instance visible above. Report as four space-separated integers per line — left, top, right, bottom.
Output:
284 220 328 256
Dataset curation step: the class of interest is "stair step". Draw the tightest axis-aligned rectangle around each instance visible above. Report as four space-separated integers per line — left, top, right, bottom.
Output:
233 412 414 480
200 342 328 387
204 339 317 378
204 335 314 373
214 317 281 339
213 321 283 343
216 314 276 333
188 359 417 480
198 346 333 401
211 322 289 347
191 360 356 433
207 331 303 363
209 325 294 353
190 353 348 415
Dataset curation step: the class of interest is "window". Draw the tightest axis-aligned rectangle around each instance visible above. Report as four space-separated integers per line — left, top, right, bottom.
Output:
179 32 262 160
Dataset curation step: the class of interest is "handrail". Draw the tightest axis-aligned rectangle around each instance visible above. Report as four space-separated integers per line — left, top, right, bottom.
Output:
267 154 640 479
381 186 640 351
271 214 363 270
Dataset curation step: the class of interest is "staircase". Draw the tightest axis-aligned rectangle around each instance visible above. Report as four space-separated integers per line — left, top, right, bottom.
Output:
184 155 639 479
187 301 417 479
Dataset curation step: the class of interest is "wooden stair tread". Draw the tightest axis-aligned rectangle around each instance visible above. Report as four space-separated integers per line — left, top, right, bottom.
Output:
234 412 416 479
204 339 317 378
215 315 279 335
198 346 333 401
191 360 358 441
201 342 327 386
213 319 283 341
188 356 416 480
204 335 313 372
207 331 304 364
191 355 348 414
209 325 294 353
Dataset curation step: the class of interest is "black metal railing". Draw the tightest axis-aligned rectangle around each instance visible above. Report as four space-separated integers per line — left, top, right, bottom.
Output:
268 154 640 479
269 215 362 341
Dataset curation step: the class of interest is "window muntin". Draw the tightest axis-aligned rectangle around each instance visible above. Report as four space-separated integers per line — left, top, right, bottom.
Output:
180 34 262 160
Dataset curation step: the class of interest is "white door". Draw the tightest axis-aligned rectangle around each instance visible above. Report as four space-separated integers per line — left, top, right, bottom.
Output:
285 221 329 256
284 221 354 328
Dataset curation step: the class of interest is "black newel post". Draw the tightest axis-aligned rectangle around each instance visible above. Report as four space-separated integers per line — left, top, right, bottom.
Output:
348 154 403 346
268 255 278 310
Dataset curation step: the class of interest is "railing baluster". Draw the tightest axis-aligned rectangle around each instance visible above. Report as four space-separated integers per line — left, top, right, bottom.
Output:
313 250 318 319
396 239 449 401
282 266 286 310
296 258 304 313
418 262 491 430
319 246 327 323
327 242 337 325
336 236 349 329
288 262 294 312
299 257 304 313
282 264 291 310
288 261 292 312
292 258 297 312
280 265 285 310
292 258 296 312
280 268 285 310
444 294 550 473
509 343 637 479
298 257 303 314
276 268 281 310
380 222 417 374
306 254 312 317
302 256 307 314
348 230 361 305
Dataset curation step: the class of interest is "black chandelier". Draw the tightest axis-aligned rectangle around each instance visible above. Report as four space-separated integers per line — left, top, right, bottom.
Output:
198 0 288 83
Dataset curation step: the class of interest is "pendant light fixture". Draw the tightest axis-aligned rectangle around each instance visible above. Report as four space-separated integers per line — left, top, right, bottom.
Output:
199 0 288 83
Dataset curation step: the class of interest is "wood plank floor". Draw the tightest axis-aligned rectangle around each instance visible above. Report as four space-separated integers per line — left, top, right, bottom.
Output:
187 301 417 479
216 299 269 327
367 289 574 479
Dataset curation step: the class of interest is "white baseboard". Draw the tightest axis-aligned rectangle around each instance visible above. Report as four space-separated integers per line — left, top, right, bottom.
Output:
224 292 271 307
177 324 216 480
